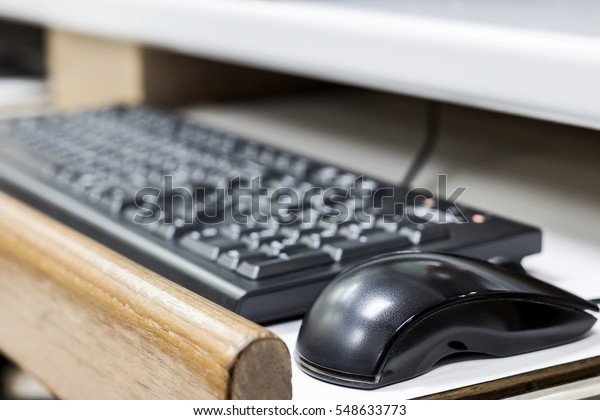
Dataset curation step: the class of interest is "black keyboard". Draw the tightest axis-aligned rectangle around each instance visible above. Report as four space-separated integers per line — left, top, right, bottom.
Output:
0 107 541 323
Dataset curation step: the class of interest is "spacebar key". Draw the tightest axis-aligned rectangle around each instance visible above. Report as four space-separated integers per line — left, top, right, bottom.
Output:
236 250 333 280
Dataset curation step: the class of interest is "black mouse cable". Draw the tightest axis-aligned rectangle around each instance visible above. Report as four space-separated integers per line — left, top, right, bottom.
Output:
400 100 442 188
399 105 600 310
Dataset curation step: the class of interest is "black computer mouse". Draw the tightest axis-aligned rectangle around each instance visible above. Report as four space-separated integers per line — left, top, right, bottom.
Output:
295 252 598 389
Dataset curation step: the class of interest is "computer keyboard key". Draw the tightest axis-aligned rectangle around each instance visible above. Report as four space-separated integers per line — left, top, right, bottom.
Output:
358 227 386 237
377 216 429 232
220 224 262 240
236 250 333 280
337 223 381 239
279 224 319 239
180 234 246 261
217 249 269 270
260 242 310 257
97 185 142 215
123 205 156 225
153 218 197 241
300 233 347 249
400 224 450 245
376 216 402 232
294 226 331 239
242 234 288 250
322 232 412 262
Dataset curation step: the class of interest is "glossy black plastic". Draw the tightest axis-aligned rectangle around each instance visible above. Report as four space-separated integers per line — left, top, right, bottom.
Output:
295 252 598 389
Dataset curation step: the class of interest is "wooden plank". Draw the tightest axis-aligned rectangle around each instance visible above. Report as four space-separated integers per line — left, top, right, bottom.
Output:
140 47 324 107
0 192 292 399
47 30 145 110
47 29 324 111
419 356 600 399
508 376 600 400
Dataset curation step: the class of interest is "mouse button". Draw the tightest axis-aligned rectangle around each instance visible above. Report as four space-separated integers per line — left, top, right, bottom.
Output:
464 258 600 312
507 292 600 316
501 274 600 312
384 256 507 299
333 263 448 312
296 267 447 377
295 276 401 376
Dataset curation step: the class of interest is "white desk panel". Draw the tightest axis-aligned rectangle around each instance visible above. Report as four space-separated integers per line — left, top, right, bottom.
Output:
1 0 600 129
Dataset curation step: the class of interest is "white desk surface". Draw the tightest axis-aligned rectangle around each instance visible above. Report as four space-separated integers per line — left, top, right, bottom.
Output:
1 0 600 130
187 90 600 399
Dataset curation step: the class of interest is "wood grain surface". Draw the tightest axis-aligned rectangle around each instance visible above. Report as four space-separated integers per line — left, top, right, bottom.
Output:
0 192 292 399
48 29 324 111
419 356 600 399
